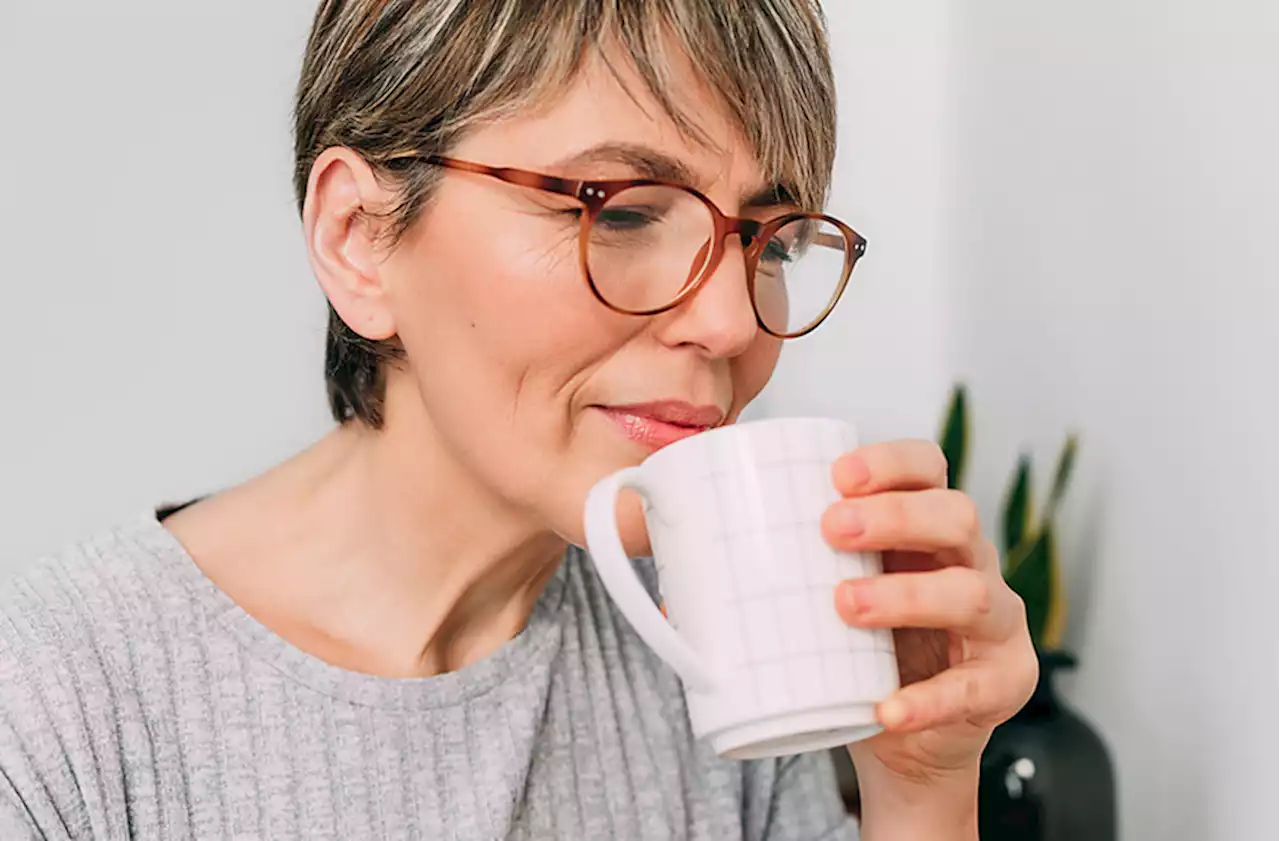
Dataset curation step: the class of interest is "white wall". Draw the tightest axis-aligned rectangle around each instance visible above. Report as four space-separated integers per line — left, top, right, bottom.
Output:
0 1 330 561
754 1 956 444
946 3 1277 839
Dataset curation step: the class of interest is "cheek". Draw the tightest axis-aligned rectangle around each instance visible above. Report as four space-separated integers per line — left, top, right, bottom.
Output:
391 209 594 394
732 335 783 411
383 212 639 510
399 212 576 338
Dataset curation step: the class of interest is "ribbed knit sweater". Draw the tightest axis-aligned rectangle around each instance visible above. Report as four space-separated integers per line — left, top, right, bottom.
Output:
0 512 856 840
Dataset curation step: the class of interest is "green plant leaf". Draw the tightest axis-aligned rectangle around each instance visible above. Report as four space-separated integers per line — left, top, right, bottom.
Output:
1005 524 1054 647
1043 433 1079 522
938 384 968 490
1001 454 1033 564
1042 534 1068 650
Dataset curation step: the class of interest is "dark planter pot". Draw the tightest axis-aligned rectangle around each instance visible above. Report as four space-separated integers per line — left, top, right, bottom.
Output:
979 650 1116 841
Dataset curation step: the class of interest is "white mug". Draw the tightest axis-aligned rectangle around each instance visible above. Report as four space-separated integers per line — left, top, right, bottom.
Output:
583 416 900 760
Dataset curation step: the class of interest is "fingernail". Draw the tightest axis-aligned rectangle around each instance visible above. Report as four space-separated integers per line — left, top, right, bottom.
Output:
839 580 871 615
834 504 865 536
838 456 871 491
879 698 910 729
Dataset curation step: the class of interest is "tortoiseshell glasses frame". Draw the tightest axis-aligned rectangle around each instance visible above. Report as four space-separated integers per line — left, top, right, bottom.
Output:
382 152 868 339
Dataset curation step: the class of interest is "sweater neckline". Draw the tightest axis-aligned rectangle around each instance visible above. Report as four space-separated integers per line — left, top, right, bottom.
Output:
127 508 570 711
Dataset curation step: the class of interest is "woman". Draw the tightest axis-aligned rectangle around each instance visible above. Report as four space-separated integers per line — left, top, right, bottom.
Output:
0 1 1036 839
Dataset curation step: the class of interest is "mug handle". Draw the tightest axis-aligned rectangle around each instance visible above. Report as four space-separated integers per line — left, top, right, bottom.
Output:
583 467 717 693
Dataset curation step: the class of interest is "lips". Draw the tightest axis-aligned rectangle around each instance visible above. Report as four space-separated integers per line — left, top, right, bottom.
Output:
596 400 726 452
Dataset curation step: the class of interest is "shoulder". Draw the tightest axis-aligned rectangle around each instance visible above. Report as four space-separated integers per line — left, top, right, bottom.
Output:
0 515 201 834
0 514 199 747
0 513 250 836
0 514 189 670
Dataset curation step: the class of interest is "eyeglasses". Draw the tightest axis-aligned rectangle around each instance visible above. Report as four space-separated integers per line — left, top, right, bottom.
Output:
382 153 867 338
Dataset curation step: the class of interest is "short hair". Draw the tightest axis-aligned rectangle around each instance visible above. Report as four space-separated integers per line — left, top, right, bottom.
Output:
293 0 838 428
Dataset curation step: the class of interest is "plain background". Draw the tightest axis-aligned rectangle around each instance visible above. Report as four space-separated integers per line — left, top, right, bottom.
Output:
0 2 1276 838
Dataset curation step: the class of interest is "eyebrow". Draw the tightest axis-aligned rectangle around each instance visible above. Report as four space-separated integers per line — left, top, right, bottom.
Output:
548 142 800 211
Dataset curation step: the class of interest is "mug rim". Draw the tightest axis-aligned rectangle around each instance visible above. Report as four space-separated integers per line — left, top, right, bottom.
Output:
643 415 857 468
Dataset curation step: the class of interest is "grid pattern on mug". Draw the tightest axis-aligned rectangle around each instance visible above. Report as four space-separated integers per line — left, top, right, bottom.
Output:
704 420 896 714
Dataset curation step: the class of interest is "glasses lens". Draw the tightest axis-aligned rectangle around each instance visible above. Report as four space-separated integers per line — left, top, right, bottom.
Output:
753 216 851 336
586 185 715 313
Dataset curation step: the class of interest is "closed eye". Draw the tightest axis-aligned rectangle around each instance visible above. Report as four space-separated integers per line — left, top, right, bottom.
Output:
761 237 794 264
596 205 661 232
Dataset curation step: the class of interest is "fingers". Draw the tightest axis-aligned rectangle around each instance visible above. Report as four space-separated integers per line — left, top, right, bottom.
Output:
832 439 949 497
876 652 1039 733
835 567 1018 641
823 488 984 558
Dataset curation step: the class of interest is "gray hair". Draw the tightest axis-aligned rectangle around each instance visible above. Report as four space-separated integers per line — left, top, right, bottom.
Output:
294 0 838 428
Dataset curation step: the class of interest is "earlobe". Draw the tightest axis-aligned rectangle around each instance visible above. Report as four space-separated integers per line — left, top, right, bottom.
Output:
303 148 398 342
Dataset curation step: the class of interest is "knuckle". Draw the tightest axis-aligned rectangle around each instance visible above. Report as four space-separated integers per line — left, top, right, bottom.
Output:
927 443 949 486
948 491 981 541
1004 650 1041 715
1022 652 1042 695
1007 588 1029 622
967 572 993 618
961 672 986 722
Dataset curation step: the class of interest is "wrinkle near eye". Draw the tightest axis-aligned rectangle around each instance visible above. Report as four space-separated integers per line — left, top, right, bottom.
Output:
530 225 579 270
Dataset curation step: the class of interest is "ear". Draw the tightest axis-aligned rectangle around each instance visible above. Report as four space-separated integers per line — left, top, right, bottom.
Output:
302 148 398 341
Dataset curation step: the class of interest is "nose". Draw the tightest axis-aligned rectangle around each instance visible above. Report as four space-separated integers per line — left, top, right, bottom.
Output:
651 234 761 358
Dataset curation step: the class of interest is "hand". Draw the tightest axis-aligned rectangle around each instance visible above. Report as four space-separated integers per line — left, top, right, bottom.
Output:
821 440 1039 835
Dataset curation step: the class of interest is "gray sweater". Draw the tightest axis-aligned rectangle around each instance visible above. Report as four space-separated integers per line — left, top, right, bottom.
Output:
0 512 857 840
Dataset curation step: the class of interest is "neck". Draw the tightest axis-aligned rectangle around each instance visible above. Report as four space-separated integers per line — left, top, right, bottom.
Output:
181 400 568 679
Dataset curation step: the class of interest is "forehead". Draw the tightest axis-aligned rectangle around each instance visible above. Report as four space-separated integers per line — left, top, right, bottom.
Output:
453 46 784 206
